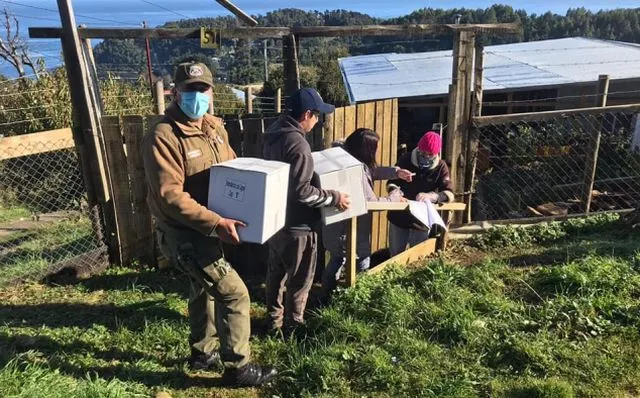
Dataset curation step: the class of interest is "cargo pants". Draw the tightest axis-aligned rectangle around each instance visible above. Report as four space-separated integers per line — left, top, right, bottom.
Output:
265 228 317 329
156 222 251 369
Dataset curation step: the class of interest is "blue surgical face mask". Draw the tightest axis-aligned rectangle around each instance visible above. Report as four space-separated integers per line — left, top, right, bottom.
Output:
178 91 210 119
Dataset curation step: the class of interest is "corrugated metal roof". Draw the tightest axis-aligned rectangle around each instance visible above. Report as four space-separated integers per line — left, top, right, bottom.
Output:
339 37 640 104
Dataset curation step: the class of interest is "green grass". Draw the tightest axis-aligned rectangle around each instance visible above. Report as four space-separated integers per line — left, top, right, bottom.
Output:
1 214 640 397
0 215 96 286
0 204 31 224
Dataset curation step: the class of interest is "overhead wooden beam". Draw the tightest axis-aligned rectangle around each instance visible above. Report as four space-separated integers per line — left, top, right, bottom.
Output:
293 23 521 38
214 0 258 26
29 23 521 40
29 27 289 40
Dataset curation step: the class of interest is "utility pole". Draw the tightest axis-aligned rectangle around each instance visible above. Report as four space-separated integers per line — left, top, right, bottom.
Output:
143 21 154 96
263 39 269 82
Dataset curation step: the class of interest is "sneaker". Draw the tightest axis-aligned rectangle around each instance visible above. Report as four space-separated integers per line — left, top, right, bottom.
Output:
188 350 222 371
222 363 278 387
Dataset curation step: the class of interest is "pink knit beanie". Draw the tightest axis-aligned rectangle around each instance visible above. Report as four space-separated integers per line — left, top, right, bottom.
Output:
417 131 441 154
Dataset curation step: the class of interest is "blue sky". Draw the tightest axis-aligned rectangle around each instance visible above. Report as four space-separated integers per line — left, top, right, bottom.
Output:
7 0 640 27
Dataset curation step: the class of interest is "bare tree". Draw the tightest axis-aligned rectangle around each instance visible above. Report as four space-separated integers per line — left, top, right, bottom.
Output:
0 8 40 78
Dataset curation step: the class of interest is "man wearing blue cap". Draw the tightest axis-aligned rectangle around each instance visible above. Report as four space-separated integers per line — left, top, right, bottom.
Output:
263 88 351 333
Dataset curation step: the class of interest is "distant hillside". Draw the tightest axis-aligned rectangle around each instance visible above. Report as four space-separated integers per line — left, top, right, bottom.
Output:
92 5 640 106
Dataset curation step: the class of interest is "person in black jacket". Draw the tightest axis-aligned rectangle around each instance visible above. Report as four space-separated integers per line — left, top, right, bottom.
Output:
262 88 350 333
387 131 454 256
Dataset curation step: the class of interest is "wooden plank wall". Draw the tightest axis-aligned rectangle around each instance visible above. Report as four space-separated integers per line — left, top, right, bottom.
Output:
102 116 134 264
323 99 398 253
123 115 156 266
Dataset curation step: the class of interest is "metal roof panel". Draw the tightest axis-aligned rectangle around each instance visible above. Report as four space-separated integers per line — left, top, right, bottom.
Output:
339 37 640 103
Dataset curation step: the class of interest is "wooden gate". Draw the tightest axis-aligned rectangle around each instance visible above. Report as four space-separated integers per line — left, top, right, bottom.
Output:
323 99 399 253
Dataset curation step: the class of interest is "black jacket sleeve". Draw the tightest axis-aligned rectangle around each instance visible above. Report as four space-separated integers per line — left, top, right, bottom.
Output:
437 162 455 203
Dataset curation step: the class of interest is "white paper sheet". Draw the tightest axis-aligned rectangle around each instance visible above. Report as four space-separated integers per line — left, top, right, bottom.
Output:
408 200 447 231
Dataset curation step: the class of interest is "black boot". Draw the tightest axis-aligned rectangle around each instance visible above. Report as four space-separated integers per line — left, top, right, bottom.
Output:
188 349 222 371
222 363 278 386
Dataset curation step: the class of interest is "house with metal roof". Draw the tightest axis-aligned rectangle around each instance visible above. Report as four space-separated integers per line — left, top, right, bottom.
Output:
339 37 640 147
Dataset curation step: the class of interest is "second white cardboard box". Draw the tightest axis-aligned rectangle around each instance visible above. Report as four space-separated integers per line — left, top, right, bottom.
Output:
312 147 367 225
208 157 290 244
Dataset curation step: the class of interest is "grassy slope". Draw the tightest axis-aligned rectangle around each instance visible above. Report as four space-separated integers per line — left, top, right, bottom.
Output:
1 214 639 397
0 215 96 286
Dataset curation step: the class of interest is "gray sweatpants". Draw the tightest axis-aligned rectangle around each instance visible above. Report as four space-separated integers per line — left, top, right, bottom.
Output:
265 228 317 329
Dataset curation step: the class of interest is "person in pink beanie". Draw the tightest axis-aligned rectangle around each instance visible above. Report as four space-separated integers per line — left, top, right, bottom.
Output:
386 131 454 256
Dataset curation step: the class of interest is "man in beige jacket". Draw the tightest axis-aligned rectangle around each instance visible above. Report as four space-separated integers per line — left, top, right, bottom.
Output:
142 61 276 386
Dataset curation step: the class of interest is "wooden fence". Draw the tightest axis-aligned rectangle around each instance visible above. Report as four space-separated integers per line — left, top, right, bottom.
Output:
324 99 399 253
102 98 398 266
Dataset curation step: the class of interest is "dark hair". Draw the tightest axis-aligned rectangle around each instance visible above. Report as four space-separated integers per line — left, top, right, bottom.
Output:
287 108 307 121
344 128 379 170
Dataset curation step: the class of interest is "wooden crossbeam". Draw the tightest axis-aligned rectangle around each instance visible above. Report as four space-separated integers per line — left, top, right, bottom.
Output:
366 238 437 276
29 23 521 40
0 128 74 160
366 201 467 211
29 27 289 40
293 23 521 38
473 103 640 128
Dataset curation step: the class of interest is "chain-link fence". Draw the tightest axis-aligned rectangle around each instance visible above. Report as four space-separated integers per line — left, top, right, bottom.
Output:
471 108 640 221
0 135 108 286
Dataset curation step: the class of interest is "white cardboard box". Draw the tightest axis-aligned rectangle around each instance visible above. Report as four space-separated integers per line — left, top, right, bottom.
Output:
208 157 290 244
312 147 367 225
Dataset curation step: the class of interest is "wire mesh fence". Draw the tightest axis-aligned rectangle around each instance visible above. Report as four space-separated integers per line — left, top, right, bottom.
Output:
0 135 108 286
471 108 640 221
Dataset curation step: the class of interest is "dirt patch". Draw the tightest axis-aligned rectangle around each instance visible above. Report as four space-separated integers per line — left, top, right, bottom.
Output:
445 241 490 266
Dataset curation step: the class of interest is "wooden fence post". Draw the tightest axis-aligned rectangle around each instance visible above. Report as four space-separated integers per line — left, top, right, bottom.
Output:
57 0 123 263
155 80 165 115
283 34 300 97
464 42 484 223
102 116 134 264
143 21 153 97
275 88 282 113
79 26 104 114
245 86 253 114
582 74 610 213
345 216 357 288
446 31 475 224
